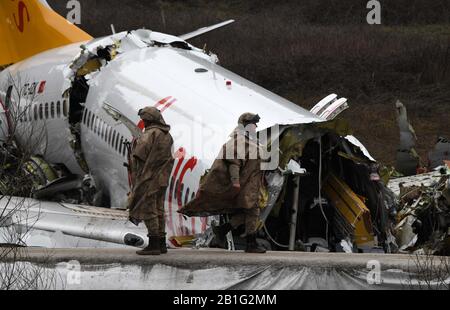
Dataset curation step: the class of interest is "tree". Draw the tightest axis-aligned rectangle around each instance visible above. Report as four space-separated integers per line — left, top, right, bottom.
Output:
0 73 57 290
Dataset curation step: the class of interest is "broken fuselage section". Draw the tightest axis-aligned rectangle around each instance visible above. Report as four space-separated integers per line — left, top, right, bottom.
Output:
0 29 396 252
207 120 398 254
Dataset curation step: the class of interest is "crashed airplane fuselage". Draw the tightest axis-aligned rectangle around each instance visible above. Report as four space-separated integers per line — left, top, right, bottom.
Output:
0 1 395 252
1 29 329 236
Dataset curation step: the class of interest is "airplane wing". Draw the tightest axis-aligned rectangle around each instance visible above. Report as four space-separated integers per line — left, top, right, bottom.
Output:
0 196 148 248
179 20 235 41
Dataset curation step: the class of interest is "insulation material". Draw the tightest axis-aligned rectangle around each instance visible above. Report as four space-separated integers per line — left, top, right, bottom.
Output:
323 174 375 248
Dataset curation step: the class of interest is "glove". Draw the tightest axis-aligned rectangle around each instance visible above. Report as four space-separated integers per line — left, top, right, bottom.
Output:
232 182 241 196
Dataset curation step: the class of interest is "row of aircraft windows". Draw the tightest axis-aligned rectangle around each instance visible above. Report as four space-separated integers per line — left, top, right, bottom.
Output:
82 108 128 158
18 102 128 158
18 100 68 122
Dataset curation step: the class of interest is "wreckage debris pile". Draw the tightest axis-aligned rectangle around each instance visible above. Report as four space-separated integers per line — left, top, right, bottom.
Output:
393 166 450 256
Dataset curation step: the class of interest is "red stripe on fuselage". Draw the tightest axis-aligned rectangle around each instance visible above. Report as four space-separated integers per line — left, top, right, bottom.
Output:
160 98 177 113
169 148 186 236
154 96 172 109
176 157 198 235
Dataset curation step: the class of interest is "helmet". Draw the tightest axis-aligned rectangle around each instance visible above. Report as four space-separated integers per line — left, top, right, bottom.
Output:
138 106 168 127
138 107 162 122
238 113 260 126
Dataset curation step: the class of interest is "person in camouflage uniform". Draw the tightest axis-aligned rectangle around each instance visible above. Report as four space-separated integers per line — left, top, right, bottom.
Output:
179 113 266 253
128 107 174 256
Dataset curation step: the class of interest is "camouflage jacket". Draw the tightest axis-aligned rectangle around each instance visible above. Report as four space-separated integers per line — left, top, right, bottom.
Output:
179 128 263 217
128 124 174 220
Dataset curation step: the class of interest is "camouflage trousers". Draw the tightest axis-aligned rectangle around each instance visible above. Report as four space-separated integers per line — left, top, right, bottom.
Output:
229 207 260 235
143 191 166 237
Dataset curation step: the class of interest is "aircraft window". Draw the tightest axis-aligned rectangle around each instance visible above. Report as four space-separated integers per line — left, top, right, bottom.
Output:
98 118 102 135
28 106 32 121
112 130 117 148
99 119 103 136
63 100 68 117
94 116 99 134
98 120 102 137
82 108 87 125
23 108 27 122
39 104 43 119
85 110 90 126
119 136 123 154
108 127 112 145
106 126 111 143
115 132 120 151
44 103 49 119
50 102 55 118
101 121 105 139
86 111 91 127
90 112 95 130
122 140 127 157
34 105 38 121
56 101 61 118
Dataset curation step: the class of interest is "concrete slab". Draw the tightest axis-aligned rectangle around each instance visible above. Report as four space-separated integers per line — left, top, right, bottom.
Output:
4 247 434 270
2 248 449 289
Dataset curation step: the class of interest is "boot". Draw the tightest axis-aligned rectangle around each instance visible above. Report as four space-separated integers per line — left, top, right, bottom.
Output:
160 236 168 254
136 236 161 256
245 233 266 254
212 222 232 242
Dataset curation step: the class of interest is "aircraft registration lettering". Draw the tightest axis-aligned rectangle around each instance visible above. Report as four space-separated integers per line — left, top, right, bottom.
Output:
20 80 46 97
37 81 46 94
22 82 37 97
12 0 31 33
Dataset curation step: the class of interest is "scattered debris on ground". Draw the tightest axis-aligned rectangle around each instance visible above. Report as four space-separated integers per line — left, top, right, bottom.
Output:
390 163 450 255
